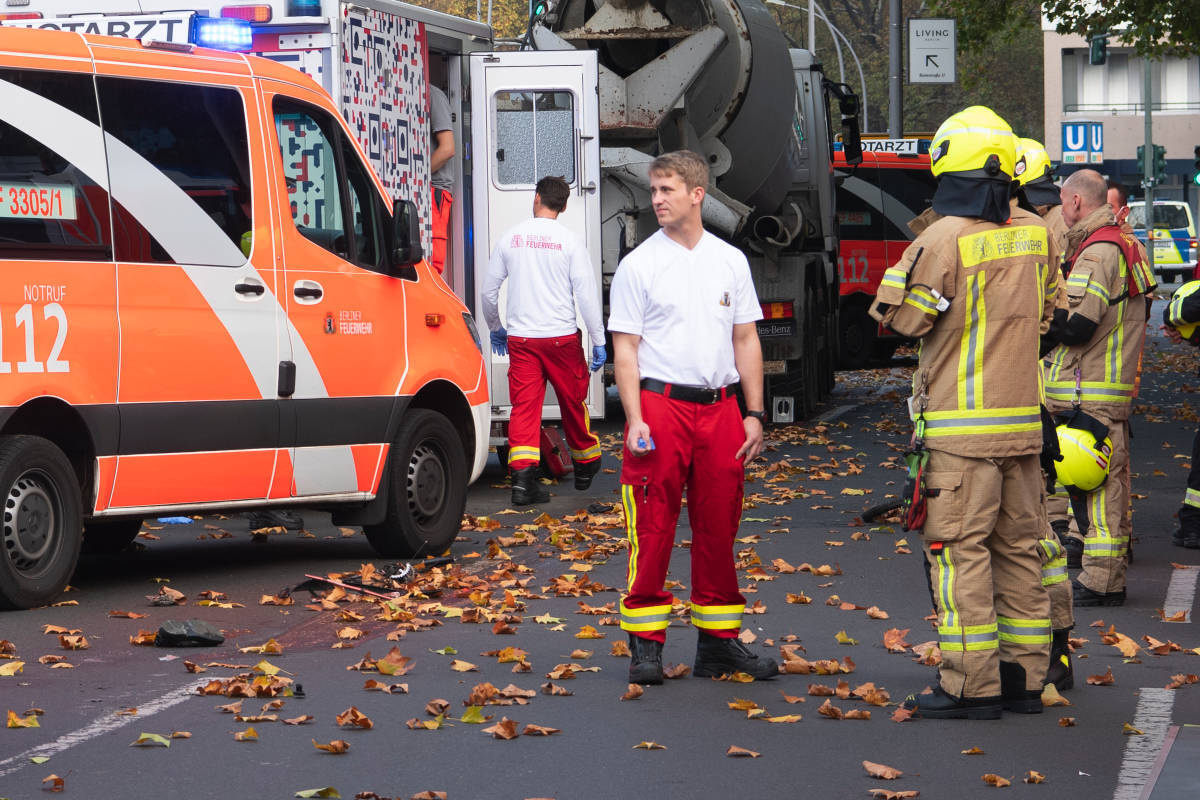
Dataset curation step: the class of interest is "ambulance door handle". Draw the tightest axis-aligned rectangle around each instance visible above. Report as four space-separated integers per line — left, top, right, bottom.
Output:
293 280 324 304
234 280 265 296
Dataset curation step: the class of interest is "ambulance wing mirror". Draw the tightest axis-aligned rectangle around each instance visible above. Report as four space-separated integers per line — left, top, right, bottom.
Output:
390 198 423 276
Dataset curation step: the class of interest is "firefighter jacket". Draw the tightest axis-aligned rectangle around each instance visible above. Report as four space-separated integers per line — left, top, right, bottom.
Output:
1036 203 1068 271
1044 206 1151 420
1164 280 1200 342
870 207 1058 457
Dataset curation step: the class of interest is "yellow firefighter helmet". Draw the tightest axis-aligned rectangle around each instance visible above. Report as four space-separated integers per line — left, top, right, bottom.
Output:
1055 424 1113 492
1015 138 1053 186
929 106 1017 181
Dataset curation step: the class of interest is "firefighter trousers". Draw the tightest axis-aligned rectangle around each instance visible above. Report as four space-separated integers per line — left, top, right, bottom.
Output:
1077 415 1130 595
922 450 1051 698
1037 483 1073 631
431 188 453 275
506 334 600 472
619 391 746 644
1178 426 1200 535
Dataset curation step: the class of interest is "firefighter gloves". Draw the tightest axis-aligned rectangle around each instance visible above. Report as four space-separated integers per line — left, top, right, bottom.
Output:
590 345 606 372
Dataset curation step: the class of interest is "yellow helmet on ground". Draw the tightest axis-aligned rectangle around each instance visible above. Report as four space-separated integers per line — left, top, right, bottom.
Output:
1015 138 1053 186
1055 425 1112 492
929 106 1017 180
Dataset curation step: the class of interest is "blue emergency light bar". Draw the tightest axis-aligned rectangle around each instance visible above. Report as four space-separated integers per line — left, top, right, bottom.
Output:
191 15 253 51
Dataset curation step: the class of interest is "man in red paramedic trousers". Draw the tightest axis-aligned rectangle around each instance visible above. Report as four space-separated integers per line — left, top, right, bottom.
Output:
608 150 778 685
482 176 606 506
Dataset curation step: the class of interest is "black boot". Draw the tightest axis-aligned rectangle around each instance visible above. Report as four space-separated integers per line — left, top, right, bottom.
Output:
1050 519 1069 540
1063 536 1083 570
573 457 601 490
511 467 549 506
1072 579 1125 607
693 632 778 680
247 509 304 531
999 662 1043 714
1172 528 1200 549
900 685 1002 720
628 634 664 685
1044 628 1074 691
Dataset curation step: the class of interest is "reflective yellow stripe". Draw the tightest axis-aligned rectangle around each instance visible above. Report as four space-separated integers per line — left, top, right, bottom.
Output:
922 406 1041 438
570 399 600 462
622 484 639 592
933 547 958 630
904 287 940 316
690 601 744 631
957 272 985 410
1184 488 1200 509
508 445 540 464
620 599 672 632
958 224 1049 269
570 444 601 461
881 268 908 290
938 623 998 652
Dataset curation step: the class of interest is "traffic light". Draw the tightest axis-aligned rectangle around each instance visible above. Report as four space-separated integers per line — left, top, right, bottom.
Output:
1193 145 1200 187
1089 33 1108 65
1154 144 1167 182
1137 144 1145 175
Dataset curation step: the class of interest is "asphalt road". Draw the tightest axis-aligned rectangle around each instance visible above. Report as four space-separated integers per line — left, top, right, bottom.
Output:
2 326 1200 800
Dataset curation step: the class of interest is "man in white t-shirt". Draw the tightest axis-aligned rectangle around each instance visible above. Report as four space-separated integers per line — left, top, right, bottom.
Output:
608 150 777 685
482 176 606 506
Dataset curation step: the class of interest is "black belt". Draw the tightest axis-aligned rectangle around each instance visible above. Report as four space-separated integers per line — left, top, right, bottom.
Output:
640 378 737 405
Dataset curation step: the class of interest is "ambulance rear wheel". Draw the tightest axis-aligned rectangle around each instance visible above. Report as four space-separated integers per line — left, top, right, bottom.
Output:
0 435 83 610
82 518 143 554
364 410 467 559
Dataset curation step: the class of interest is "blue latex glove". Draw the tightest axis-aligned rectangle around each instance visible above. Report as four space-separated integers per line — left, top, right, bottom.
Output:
490 327 508 356
589 345 606 372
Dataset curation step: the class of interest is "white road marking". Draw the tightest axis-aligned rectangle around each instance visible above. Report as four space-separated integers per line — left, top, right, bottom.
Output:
0 680 205 778
1162 565 1198 622
1112 688 1176 800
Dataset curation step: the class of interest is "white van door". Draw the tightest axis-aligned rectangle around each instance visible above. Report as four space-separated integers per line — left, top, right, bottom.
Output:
469 50 602 437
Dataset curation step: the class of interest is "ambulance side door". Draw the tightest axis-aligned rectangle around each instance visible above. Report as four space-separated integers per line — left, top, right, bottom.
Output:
263 83 403 499
469 51 602 428
99 71 283 509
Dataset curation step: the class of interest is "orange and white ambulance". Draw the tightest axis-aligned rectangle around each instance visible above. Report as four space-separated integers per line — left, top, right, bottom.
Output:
0 25 490 609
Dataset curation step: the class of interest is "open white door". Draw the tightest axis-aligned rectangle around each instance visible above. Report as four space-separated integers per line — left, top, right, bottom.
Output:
469 50 602 440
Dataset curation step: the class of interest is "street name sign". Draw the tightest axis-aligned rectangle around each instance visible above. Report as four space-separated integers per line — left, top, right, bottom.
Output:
909 19 956 84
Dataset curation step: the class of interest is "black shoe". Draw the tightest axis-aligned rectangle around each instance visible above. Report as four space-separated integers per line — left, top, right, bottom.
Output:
901 685 1002 720
999 662 1043 714
628 634 664 685
693 632 778 680
247 509 303 531
1072 579 1124 607
573 457 602 491
1172 528 1200 549
1063 536 1083 570
511 467 550 506
1045 628 1074 691
1050 519 1070 540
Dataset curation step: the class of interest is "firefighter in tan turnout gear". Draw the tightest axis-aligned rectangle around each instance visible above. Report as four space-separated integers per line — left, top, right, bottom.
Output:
870 106 1056 720
1043 168 1155 607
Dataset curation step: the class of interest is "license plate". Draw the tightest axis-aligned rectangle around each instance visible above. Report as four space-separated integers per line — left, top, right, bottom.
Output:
4 13 195 44
757 320 796 338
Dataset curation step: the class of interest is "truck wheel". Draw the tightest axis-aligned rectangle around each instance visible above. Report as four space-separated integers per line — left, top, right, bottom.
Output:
838 304 874 370
81 518 143 554
363 410 467 559
0 435 83 610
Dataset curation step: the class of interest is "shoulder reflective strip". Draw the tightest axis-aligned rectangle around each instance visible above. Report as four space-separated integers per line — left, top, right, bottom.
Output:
1039 538 1065 560
958 225 1049 269
1184 488 1200 509
1042 564 1068 585
880 270 908 290
1087 282 1111 303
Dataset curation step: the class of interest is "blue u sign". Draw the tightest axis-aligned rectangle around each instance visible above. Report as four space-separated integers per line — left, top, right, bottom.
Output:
1062 122 1089 164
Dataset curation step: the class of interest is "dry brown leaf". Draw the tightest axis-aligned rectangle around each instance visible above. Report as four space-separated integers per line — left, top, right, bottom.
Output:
817 699 844 719
233 727 258 742
541 682 573 696
575 625 605 639
981 774 1012 788
284 715 314 725
663 663 691 679
621 684 644 701
482 717 519 740
891 706 915 723
58 634 88 651
726 745 760 758
961 746 985 755
450 659 479 672
1041 683 1072 706
866 606 890 620
335 706 373 729
863 760 904 780
313 738 350 753
867 791 920 799
1087 667 1115 686
108 610 148 619
42 774 64 792
1123 723 1145 735
522 723 560 736
632 741 667 750
1024 770 1046 784
424 699 450 716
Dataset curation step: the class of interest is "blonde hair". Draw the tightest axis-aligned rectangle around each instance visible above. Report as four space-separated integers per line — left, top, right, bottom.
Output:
649 150 709 192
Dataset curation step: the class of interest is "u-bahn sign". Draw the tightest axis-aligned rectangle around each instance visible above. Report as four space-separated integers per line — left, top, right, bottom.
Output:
909 19 956 84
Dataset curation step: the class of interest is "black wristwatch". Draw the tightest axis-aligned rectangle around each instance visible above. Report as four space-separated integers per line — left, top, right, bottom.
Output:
744 409 766 423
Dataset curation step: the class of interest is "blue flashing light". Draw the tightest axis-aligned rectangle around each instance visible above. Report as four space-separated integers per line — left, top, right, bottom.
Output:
191 15 253 51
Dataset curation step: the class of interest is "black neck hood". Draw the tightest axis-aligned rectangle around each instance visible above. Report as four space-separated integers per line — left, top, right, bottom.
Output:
1022 179 1061 208
932 174 1014 225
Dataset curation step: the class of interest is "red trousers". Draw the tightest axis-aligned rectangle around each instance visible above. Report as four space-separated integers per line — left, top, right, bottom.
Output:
620 390 746 643
507 333 600 470
431 188 453 274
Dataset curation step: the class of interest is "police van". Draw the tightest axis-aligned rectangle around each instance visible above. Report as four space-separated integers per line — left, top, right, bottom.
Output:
1127 199 1198 284
0 25 490 608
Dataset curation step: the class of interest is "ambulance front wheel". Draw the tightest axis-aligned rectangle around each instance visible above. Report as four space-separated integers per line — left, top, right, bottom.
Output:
0 435 83 610
364 410 468 558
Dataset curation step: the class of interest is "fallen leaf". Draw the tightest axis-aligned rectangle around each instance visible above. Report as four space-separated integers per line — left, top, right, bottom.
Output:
611 641 631 657
482 717 520 740
866 606 890 620
130 732 170 747
1058 717 1076 727
1123 723 1144 735
764 714 803 723
786 592 812 605
863 760 903 780
7 710 39 728
891 706 915 723
726 745 760 758
835 630 858 646
363 679 408 694
817 699 844 719
575 625 605 639
522 723 560 736
1024 770 1046 784
424 699 451 716
845 709 871 720
961 746 985 755
632 741 667 750
129 630 157 646
541 682 573 696
621 684 644 701
170 731 191 739
0 660 24 676
1041 683 1072 706
450 659 479 672
780 692 805 704
283 715 314 725
336 627 365 641
981 774 1011 788
42 774 65 792
459 706 493 724
108 610 149 619
294 789 341 799
1087 667 1115 686
866 791 920 799
239 638 284 655
234 727 259 742
312 739 350 754
335 706 373 729
58 634 89 650
664 663 691 679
